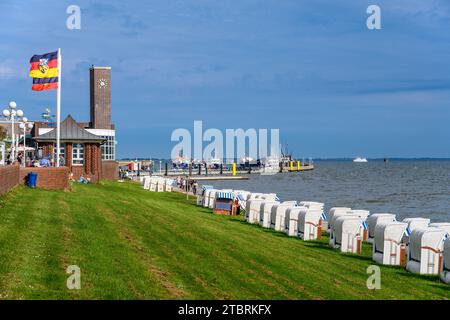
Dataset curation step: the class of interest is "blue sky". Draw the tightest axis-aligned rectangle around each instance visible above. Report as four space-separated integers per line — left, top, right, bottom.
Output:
1 0 450 159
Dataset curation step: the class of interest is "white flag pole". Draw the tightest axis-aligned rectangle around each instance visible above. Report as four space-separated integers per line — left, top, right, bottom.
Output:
56 48 61 167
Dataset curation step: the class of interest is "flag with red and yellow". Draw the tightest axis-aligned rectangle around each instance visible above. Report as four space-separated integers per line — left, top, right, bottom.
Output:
29 51 58 91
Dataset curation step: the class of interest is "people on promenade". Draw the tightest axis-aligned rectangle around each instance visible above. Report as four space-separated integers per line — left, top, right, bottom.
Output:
39 156 50 167
192 180 198 195
59 154 65 167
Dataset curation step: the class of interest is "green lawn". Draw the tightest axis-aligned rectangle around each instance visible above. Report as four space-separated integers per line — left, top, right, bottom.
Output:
0 181 448 299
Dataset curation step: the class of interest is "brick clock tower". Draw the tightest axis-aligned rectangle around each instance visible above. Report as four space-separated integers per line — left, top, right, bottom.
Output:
90 66 112 129
88 66 116 161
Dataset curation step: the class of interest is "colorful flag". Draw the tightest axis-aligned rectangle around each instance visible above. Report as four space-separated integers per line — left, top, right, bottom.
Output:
404 227 411 237
29 51 58 91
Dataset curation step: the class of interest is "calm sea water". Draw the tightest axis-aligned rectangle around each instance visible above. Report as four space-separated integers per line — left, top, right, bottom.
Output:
207 160 450 222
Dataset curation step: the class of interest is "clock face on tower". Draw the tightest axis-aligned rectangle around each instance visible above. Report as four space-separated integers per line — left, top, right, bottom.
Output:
98 78 108 89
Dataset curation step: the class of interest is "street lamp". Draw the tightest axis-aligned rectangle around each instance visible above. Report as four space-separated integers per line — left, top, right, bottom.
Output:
19 117 34 167
2 101 24 163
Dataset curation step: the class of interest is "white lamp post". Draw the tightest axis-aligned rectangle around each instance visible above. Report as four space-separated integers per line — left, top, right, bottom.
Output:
19 117 34 167
2 101 24 164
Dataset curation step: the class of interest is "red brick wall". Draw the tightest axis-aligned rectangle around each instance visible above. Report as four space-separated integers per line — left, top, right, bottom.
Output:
101 161 119 180
65 143 73 169
91 144 100 182
85 143 92 175
19 167 69 190
0 165 20 195
1 160 116 194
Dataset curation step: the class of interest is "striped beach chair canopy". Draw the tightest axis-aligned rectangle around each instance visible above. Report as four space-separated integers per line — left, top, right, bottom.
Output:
215 191 235 200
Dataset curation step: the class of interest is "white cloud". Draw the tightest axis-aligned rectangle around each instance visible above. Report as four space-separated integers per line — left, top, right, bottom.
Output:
0 65 18 79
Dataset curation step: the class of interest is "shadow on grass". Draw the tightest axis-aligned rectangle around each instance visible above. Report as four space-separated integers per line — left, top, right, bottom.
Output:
392 269 446 283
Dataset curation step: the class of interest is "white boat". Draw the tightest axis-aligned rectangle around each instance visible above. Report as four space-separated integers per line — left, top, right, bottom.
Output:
204 157 222 169
240 156 255 164
353 157 368 163
261 156 280 174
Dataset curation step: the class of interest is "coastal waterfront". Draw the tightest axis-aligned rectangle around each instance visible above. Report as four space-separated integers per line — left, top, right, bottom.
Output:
0 181 448 299
208 160 450 221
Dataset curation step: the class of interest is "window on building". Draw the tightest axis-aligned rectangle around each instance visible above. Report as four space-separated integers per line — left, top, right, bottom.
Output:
53 143 66 159
100 135 115 160
72 143 84 165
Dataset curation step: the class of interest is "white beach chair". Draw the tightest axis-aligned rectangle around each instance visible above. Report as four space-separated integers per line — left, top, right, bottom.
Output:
348 210 370 240
143 176 151 190
157 178 166 192
208 190 219 208
327 207 352 233
401 218 430 252
277 203 299 232
328 211 361 245
204 189 217 208
270 203 296 231
367 213 396 244
286 207 306 236
372 222 408 265
149 176 158 192
246 199 266 224
297 209 323 241
196 194 203 206
406 227 447 275
440 238 450 284
259 201 281 228
197 185 213 206
208 189 233 209
331 216 364 254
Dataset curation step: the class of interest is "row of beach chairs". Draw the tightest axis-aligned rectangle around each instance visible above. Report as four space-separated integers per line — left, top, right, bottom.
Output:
140 176 175 192
196 185 450 284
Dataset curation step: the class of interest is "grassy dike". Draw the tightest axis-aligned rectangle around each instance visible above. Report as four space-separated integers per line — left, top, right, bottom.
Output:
0 181 448 300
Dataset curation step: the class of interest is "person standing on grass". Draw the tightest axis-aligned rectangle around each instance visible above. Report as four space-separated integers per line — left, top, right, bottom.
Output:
192 180 198 195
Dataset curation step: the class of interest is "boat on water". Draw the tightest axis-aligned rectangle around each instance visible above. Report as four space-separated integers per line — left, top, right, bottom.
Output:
353 157 368 163
261 156 280 174
206 157 222 169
